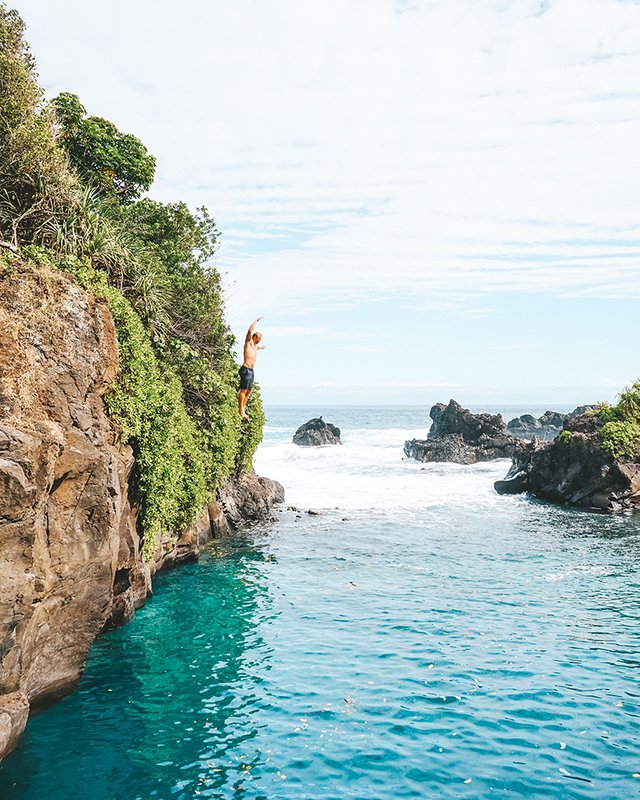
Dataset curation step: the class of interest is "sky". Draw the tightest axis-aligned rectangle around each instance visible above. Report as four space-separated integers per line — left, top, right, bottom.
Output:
13 0 640 405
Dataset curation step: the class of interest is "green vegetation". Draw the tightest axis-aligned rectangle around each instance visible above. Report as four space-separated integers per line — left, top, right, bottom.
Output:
558 430 572 445
0 7 74 250
52 92 155 202
598 381 640 459
0 4 265 558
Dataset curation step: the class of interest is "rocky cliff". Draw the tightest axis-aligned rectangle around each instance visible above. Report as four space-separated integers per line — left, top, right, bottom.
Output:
0 264 283 759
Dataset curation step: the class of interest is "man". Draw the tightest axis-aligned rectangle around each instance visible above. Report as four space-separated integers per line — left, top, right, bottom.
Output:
238 316 266 420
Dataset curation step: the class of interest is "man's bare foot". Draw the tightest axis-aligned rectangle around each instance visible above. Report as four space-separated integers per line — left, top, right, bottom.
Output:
240 413 250 421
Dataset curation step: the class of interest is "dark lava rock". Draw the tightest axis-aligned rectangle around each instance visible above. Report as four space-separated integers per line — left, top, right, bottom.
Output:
507 406 596 442
495 412 640 512
404 400 517 464
293 417 342 447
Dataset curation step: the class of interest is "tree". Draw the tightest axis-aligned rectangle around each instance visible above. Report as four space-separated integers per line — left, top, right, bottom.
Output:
105 198 226 352
53 91 156 203
0 3 74 248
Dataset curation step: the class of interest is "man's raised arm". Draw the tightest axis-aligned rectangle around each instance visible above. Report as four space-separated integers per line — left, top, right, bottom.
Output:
246 316 262 341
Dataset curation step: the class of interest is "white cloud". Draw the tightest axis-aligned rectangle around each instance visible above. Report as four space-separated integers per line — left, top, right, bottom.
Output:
13 0 640 406
15 0 640 319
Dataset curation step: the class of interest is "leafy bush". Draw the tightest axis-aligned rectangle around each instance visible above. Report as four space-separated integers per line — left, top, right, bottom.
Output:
617 381 640 420
596 402 618 425
601 420 640 460
598 381 640 460
54 262 207 558
66 261 265 558
558 430 572 445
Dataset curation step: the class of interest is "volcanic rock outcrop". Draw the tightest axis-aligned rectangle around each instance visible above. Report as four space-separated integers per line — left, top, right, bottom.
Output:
404 400 516 464
495 411 640 511
506 406 594 442
293 417 342 446
0 265 283 760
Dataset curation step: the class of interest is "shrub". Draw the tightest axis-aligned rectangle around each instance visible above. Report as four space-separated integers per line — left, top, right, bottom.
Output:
598 380 640 459
596 402 618 424
617 381 640 420
558 430 572 445
601 420 640 460
64 263 208 558
65 261 265 558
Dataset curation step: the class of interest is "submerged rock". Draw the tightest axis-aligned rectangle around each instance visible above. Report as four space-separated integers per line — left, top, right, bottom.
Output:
404 400 516 464
507 406 595 442
495 411 640 511
293 417 342 447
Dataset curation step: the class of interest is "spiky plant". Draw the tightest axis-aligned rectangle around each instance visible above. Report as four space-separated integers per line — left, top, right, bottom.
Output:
128 263 172 341
617 381 640 421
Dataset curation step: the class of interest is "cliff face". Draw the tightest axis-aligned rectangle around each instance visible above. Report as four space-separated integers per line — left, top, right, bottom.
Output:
0 265 283 759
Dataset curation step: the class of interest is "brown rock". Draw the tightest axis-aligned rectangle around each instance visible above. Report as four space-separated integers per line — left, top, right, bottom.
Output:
218 470 285 528
0 265 130 757
0 692 29 759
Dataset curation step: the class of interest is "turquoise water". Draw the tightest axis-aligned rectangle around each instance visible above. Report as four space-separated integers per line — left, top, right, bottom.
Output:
2 406 640 799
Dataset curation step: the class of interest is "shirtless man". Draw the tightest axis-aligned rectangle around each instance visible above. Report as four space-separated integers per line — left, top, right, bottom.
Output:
238 316 266 420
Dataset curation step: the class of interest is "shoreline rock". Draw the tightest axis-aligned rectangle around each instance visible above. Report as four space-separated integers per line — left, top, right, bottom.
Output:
404 400 516 464
293 417 342 447
0 267 283 760
495 411 640 511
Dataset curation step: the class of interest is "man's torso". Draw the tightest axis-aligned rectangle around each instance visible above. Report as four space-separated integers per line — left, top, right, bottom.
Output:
243 340 257 369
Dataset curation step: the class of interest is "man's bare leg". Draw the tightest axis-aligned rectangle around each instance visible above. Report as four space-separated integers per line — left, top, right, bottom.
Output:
238 389 251 420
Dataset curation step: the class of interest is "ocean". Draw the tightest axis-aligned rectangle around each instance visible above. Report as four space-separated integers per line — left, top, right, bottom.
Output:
1 405 640 799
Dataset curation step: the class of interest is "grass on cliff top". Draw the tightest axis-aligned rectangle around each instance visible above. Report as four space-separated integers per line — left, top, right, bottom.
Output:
597 381 640 460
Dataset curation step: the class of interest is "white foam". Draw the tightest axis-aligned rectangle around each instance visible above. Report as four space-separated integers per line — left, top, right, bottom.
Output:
254 427 509 512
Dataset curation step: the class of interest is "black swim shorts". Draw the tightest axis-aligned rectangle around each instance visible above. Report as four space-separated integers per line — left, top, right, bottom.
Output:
239 366 254 390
